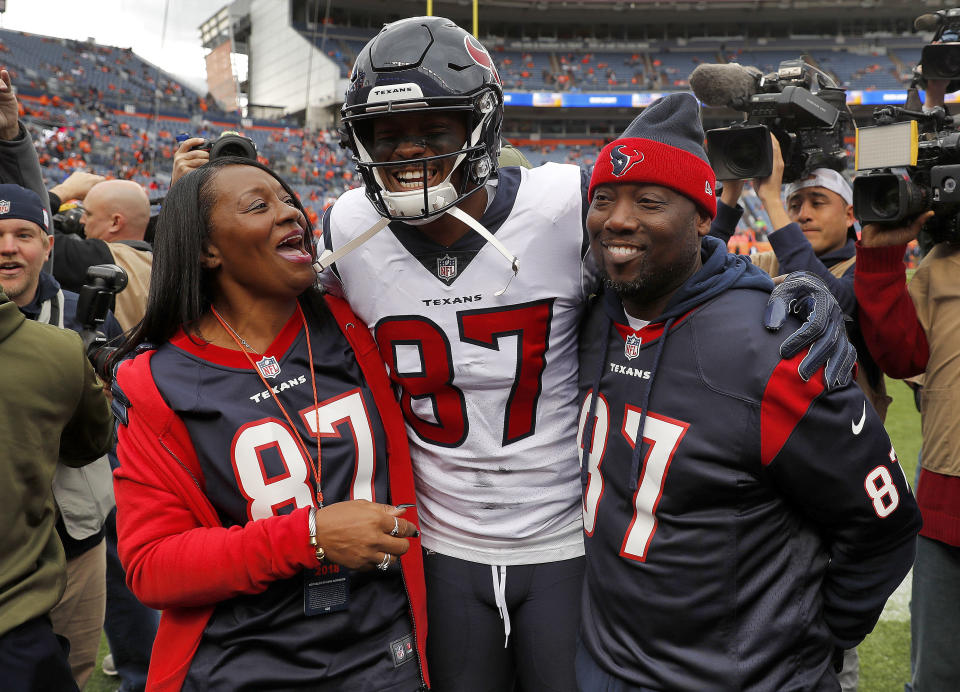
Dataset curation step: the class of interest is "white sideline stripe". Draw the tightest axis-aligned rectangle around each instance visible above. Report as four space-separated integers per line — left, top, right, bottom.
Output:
879 568 912 623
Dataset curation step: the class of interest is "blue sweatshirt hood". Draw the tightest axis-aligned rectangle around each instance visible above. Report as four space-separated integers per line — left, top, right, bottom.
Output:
587 235 773 493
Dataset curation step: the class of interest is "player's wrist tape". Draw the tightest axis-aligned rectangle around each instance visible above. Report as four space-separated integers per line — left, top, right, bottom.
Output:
308 506 326 562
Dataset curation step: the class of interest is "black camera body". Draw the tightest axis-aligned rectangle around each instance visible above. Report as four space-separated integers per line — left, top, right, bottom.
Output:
919 8 960 81
53 203 85 236
188 130 258 161
853 103 960 245
705 59 852 183
76 264 128 377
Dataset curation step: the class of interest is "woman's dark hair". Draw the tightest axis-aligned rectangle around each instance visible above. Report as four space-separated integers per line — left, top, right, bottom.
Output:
111 157 319 365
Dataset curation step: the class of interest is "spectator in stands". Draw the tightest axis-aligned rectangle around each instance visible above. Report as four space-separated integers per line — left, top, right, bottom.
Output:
0 182 117 690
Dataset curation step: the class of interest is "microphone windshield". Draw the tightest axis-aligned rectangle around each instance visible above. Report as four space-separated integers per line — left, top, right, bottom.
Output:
915 13 942 31
689 63 761 109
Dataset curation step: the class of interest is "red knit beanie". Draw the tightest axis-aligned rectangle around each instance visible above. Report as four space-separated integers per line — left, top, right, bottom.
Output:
589 93 717 218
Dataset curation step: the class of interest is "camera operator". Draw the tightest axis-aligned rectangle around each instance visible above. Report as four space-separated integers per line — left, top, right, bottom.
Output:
171 136 210 183
855 205 959 692
851 13 960 686
712 136 889 420
0 182 123 688
50 176 152 332
171 131 259 184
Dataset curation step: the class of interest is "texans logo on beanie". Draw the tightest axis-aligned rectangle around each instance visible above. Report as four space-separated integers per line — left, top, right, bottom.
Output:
611 145 645 178
589 93 717 218
0 183 50 233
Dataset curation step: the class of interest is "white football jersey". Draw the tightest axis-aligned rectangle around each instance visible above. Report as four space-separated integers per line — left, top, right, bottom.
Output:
324 164 591 564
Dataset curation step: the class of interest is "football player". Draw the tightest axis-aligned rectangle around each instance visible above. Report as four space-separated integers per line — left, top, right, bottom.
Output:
575 92 920 691
322 17 857 691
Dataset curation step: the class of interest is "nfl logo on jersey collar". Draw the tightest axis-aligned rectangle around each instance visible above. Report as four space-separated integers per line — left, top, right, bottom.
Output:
256 355 282 379
437 254 457 280
624 333 642 360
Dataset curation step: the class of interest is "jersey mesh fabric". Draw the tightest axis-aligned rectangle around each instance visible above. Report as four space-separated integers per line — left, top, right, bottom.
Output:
325 164 592 565
149 307 417 691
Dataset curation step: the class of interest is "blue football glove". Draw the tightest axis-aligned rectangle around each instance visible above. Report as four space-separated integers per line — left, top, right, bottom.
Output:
763 271 857 390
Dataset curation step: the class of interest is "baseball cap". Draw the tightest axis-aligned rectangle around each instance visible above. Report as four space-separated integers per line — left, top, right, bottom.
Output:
783 169 852 206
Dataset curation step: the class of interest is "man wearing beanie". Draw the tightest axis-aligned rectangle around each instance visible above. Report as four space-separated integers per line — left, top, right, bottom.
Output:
0 197 113 688
0 182 123 689
575 93 920 691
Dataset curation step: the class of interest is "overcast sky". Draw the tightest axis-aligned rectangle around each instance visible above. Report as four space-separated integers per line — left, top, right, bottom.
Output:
0 0 229 92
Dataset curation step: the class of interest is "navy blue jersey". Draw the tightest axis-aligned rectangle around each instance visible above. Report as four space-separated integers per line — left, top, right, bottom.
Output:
576 282 920 691
149 304 419 691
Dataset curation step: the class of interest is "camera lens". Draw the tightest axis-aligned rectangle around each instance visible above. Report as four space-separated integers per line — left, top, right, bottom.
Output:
923 44 960 80
706 125 773 180
724 139 759 178
871 185 901 220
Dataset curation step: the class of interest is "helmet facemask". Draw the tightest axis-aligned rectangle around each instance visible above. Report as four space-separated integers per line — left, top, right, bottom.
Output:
326 18 517 292
345 89 501 223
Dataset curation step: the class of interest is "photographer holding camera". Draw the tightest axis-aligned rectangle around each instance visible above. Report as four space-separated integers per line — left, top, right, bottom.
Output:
714 140 889 420
854 99 960 692
171 130 259 184
846 12 960 691
855 208 958 692
50 175 153 332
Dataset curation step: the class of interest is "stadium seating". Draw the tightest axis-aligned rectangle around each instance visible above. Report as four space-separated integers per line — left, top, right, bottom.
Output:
5 24 927 231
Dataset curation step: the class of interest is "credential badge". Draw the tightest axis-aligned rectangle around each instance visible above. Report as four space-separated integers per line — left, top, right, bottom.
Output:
625 333 642 360
256 355 281 379
437 254 458 280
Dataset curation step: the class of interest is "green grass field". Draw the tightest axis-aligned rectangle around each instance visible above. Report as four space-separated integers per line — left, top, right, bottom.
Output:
81 377 925 692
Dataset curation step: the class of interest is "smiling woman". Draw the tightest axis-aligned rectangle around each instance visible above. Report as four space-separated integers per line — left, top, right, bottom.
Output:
106 158 429 691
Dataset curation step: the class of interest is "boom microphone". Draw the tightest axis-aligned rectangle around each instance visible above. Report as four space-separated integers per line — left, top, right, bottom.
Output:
689 63 763 110
915 13 942 32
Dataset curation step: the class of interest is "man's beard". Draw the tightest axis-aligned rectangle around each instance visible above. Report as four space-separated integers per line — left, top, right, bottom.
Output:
601 230 703 304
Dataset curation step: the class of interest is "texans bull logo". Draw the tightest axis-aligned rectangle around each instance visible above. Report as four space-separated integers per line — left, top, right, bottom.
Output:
464 35 502 86
610 145 644 178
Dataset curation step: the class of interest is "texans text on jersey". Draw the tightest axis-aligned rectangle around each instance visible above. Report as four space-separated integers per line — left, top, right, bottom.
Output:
609 362 652 379
249 374 308 403
421 294 483 307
